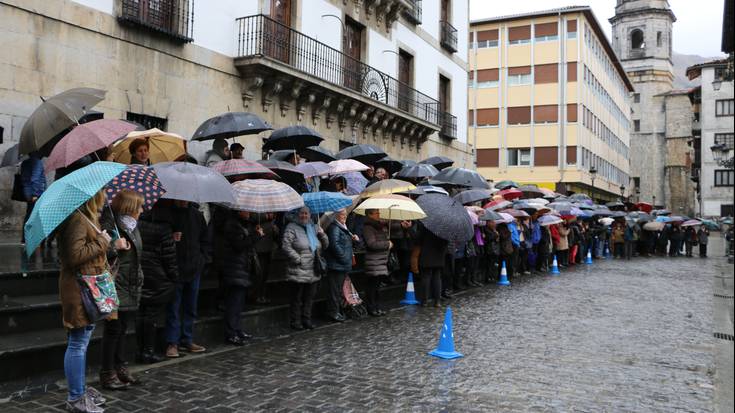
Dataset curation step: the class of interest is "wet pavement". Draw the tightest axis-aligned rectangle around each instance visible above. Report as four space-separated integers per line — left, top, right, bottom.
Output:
2 244 730 412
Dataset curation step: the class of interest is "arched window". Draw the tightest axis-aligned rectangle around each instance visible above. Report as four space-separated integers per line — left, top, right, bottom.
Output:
631 29 645 49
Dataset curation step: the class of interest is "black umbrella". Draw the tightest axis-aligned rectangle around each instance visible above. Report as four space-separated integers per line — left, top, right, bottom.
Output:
375 156 403 175
433 167 490 189
268 150 299 162
299 145 336 162
453 189 493 205
192 112 272 141
652 209 671 216
513 200 539 214
416 193 474 244
1 144 25 168
257 159 305 183
605 200 626 210
336 144 386 165
395 163 439 180
262 125 323 152
479 209 502 221
401 159 418 167
419 156 454 170
518 184 543 199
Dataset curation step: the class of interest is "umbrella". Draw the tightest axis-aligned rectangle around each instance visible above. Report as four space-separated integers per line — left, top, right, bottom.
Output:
538 214 563 227
498 188 523 201
556 206 585 219
484 199 512 211
268 150 300 163
628 211 653 222
591 207 613 217
605 200 626 210
105 164 165 210
479 209 502 221
1 144 25 167
262 125 323 152
226 179 304 213
721 217 733 225
500 208 529 218
401 159 418 167
192 112 271 141
569 193 593 204
610 211 627 218
328 159 369 175
300 145 336 162
493 212 514 224
361 179 416 198
336 144 386 165
700 219 720 231
655 216 672 223
547 201 573 210
19 88 106 155
518 184 544 199
635 202 653 213
45 119 138 172
111 128 187 164
668 215 686 223
598 217 615 226
153 162 234 203
210 159 280 181
401 185 449 196
494 180 519 190
339 171 369 195
574 202 596 210
24 161 126 255
513 201 539 214
353 194 426 221
375 156 404 175
526 198 549 206
643 221 666 231
652 209 671 216
418 156 454 170
453 189 494 205
257 159 305 183
295 161 331 178
395 164 440 180
681 219 701 227
302 191 353 214
415 193 473 244
465 207 480 226
433 167 490 189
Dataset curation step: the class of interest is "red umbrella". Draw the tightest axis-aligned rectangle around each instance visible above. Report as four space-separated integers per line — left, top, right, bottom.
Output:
45 119 138 172
635 202 653 213
483 199 512 211
498 188 522 200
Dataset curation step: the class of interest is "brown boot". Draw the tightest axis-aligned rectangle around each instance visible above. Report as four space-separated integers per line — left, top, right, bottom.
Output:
116 364 140 386
100 370 129 390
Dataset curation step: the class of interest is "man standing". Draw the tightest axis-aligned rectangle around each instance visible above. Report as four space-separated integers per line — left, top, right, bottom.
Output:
230 143 244 160
205 138 230 166
20 151 46 243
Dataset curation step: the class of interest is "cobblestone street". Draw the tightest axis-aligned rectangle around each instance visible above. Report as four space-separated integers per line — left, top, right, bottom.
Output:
5 245 731 412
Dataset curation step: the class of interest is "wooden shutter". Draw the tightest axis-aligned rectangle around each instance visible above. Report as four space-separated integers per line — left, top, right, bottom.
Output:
566 146 577 164
567 104 578 122
567 62 577 82
477 108 499 126
508 25 531 41
477 149 499 167
508 106 531 124
477 29 498 41
508 66 531 75
535 22 558 37
477 69 499 82
534 105 558 123
567 20 577 33
535 147 558 166
534 64 558 84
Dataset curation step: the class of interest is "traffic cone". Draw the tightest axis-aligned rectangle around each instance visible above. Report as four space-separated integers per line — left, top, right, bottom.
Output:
585 249 593 264
604 242 611 259
400 272 420 305
428 307 463 359
497 260 510 286
550 255 561 275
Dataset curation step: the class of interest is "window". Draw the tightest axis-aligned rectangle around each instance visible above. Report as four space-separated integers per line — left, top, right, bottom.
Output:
722 204 735 217
509 38 530 45
508 25 531 45
126 112 167 130
714 170 734 186
533 105 558 123
119 0 194 42
656 31 662 47
534 22 558 42
476 108 499 126
633 93 640 103
508 148 531 166
507 106 531 125
476 29 498 48
716 99 734 116
476 69 499 88
634 120 640 132
508 74 532 85
534 64 558 84
477 39 498 48
715 67 726 81
715 133 735 149
631 29 644 49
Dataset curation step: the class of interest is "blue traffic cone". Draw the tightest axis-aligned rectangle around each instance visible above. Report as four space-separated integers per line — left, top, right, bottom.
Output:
604 242 611 259
400 272 420 305
428 307 463 359
497 261 510 286
550 255 561 275
585 249 593 264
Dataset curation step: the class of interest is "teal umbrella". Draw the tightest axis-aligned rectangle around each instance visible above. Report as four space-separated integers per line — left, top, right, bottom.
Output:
24 161 126 256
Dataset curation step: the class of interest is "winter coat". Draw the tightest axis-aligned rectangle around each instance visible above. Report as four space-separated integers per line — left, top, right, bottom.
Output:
20 155 46 200
204 150 225 167
57 212 110 329
412 223 449 272
498 224 514 255
556 226 570 250
325 222 353 273
138 209 179 305
697 229 709 245
509 222 521 248
254 219 279 254
282 220 328 283
101 213 143 312
216 211 259 288
483 227 501 256
172 204 210 282
362 218 391 277
612 225 625 243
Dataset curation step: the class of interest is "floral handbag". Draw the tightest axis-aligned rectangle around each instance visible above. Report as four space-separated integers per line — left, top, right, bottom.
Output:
78 271 119 322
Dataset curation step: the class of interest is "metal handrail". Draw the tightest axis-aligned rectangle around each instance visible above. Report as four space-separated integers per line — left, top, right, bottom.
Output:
119 0 194 42
440 20 458 53
402 0 422 25
440 112 457 139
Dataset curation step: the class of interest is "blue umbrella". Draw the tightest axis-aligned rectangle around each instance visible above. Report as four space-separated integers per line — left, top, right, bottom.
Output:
655 216 672 223
24 161 126 255
340 172 368 195
303 191 353 214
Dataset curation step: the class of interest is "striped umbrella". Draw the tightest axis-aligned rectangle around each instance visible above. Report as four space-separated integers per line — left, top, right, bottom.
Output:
303 191 353 214
105 164 165 210
210 159 279 181
227 179 303 213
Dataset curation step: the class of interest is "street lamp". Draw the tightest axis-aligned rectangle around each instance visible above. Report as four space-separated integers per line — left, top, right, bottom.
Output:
635 188 641 203
619 184 626 200
589 166 597 199
711 143 735 168
652 195 656 208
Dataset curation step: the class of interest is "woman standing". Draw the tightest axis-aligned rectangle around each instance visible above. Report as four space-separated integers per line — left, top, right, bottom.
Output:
128 139 150 166
556 224 570 266
282 207 328 330
611 223 625 258
58 190 119 412
362 209 392 316
697 227 710 258
411 222 448 307
324 209 357 322
99 190 144 390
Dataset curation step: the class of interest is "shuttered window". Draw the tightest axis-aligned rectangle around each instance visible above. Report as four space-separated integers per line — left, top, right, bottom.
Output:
477 29 498 48
534 105 558 123
476 108 499 126
508 25 531 44
508 106 531 125
534 64 558 84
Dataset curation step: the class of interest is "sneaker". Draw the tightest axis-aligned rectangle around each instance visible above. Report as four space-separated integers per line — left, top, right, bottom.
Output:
179 343 207 353
85 387 106 406
225 336 245 346
66 395 104 413
165 344 180 358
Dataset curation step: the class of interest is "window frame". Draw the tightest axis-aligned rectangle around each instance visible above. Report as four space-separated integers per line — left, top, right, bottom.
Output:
714 133 734 149
507 148 532 167
714 169 734 187
715 99 734 117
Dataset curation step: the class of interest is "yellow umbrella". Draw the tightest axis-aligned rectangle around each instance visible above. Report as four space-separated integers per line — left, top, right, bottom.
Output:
111 128 187 164
360 179 416 198
353 194 426 221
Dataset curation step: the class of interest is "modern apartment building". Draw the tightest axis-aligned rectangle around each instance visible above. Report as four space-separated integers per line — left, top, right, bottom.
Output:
469 6 634 201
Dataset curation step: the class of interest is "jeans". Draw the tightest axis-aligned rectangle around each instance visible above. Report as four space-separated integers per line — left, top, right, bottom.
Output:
288 281 318 324
224 286 247 339
166 274 201 346
324 271 346 316
420 267 442 304
65 324 95 401
102 311 134 371
596 238 605 257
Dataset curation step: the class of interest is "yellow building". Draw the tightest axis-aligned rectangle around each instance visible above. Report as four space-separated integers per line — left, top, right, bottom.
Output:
469 6 634 201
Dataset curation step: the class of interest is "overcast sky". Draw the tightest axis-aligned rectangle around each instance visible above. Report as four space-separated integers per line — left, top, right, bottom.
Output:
469 0 726 57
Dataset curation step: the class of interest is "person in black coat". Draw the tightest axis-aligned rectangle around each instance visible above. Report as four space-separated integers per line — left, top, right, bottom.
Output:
411 222 448 307
324 209 357 322
136 202 179 363
164 201 211 358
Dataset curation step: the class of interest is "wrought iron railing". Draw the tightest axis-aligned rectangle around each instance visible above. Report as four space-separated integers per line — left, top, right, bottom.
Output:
440 20 458 53
236 14 440 126
440 112 457 140
119 0 194 42
402 0 422 25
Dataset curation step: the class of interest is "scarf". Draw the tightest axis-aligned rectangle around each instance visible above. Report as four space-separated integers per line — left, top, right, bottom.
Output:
119 215 137 232
304 222 318 253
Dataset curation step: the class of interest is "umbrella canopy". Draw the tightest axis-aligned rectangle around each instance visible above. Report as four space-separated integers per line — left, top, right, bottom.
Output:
526 198 550 206
415 193 473 243
655 215 672 223
418 156 454 170
19 88 106 155
361 179 416 198
300 145 336 162
353 194 426 221
339 171 369 195
295 161 331 178
226 179 304 213
569 193 593 204
598 217 615 226
268 150 300 162
628 211 653 222
257 159 305 183
681 219 701 227
210 159 279 181
500 208 529 218
556 206 585 219
45 119 138 172
547 201 573 210
668 215 686 222
453 189 494 205
700 219 720 230
401 159 418 167
512 200 539 214
484 199 512 211
1 144 25 168
192 112 271 141
401 185 449 196
591 207 613 217
643 221 666 231
24 161 126 255
538 214 563 227
518 184 544 199
479 209 502 221
262 125 323 152
574 202 596 210
111 128 187 164
336 144 386 165
375 156 403 175
395 164 440 180
153 162 234 204
498 188 523 201
494 180 519 190
721 217 733 225
328 159 369 175
302 191 353 214
433 167 490 189
635 202 653 213
105 165 165 210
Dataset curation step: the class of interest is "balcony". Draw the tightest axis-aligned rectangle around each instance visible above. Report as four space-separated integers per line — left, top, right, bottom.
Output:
401 0 422 25
440 112 457 140
118 0 193 42
440 20 458 53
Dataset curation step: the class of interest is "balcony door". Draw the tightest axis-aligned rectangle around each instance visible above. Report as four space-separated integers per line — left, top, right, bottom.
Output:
441 0 450 22
343 18 363 91
264 0 291 63
398 50 413 112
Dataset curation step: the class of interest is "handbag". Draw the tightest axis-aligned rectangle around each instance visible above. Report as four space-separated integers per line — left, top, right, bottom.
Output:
11 173 26 202
77 271 119 322
387 250 400 273
314 250 328 276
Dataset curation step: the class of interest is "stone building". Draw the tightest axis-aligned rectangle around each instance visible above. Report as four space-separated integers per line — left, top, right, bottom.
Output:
0 0 471 231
